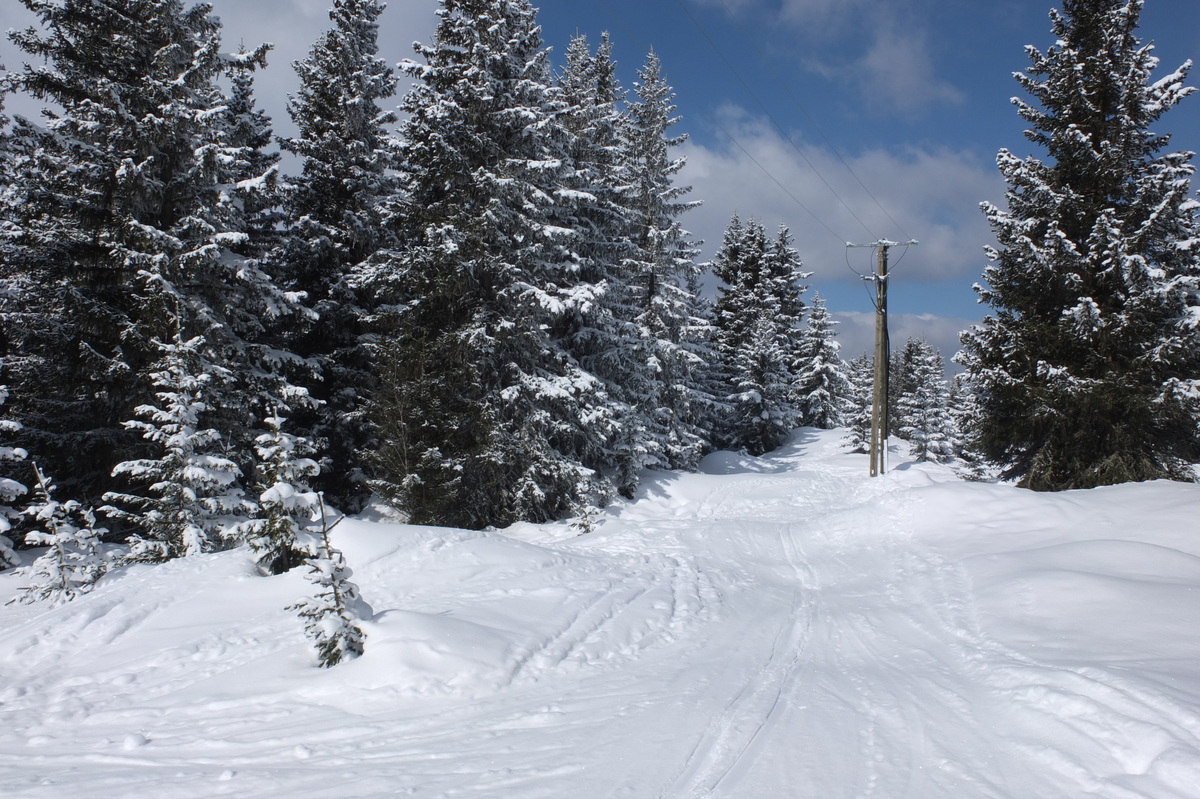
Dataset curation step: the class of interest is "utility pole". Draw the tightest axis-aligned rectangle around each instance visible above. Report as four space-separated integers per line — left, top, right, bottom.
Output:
847 239 918 476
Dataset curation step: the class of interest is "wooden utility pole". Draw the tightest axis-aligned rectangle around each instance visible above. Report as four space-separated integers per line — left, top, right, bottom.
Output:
848 239 917 476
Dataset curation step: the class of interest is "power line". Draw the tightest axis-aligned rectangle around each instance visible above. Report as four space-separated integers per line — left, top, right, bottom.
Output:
670 0 880 241
711 0 914 242
706 113 850 246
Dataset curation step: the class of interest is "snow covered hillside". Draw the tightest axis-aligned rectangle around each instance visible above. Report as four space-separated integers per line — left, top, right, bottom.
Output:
2 429 1199 798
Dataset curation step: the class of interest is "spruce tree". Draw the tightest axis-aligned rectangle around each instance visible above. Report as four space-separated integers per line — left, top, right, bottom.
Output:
710 216 774 451
888 338 923 437
289 496 366 668
104 332 247 561
0 385 27 569
794 293 852 430
894 339 957 463
279 0 398 509
208 55 313 434
3 1 298 503
949 373 988 475
729 312 796 455
555 33 643 497
621 49 709 468
763 224 811 364
13 463 106 605
218 58 286 254
240 413 321 575
842 354 875 454
960 0 1200 489
710 216 809 453
0 87 16 249
366 0 610 528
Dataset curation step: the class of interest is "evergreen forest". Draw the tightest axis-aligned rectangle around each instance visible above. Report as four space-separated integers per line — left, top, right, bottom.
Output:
0 0 1197 650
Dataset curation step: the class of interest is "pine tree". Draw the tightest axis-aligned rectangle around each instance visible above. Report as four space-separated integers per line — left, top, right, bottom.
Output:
0 87 16 250
12 463 105 605
278 0 399 509
711 216 759 383
894 339 957 463
949 372 988 477
621 49 709 468
104 332 247 561
794 293 852 429
960 0 1200 489
3 1 298 503
763 224 811 367
709 216 809 453
218 58 286 253
206 55 314 445
842 354 875 454
239 413 321 575
0 385 27 569
711 217 779 452
888 338 922 436
555 33 645 497
730 312 796 454
289 496 366 668
365 0 611 528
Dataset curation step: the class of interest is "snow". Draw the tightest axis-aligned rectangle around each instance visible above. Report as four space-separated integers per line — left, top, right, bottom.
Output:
2 428 1199 798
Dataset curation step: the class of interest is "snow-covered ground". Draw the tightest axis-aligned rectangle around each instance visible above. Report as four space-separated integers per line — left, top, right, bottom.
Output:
2 429 1199 798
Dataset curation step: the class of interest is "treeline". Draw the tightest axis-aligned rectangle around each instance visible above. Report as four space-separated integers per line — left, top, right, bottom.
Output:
5 0 1191 603
1 0 917 578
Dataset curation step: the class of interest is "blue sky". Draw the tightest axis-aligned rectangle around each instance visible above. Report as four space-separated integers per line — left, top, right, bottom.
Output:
3 0 1199 360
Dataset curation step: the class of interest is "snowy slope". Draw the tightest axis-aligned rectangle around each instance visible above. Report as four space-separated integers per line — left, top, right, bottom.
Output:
2 429 1199 798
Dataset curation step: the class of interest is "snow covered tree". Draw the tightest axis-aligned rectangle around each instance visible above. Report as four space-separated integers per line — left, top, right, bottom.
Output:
554 33 646 497
841 354 875 455
729 311 796 455
949 373 988 477
960 0 1200 489
711 217 761 375
218 57 286 253
289 497 366 668
0 385 27 569
104 333 247 562
278 0 399 508
0 87 16 247
13 463 105 605
240 413 321 576
364 0 612 528
710 217 780 451
3 1 301 503
893 339 958 463
207 53 314 427
709 216 809 453
763 224 811 363
794 293 852 429
621 49 710 468
200 56 315 464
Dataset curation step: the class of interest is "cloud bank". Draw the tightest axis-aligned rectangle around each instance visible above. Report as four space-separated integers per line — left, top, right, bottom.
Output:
677 106 1001 288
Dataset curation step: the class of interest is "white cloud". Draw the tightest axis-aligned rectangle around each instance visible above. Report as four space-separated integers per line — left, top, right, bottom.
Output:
1 1 440 137
677 107 1002 286
851 25 965 112
778 0 874 27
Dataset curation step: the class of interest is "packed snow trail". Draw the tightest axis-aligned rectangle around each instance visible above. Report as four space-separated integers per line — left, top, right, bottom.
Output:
2 429 1200 798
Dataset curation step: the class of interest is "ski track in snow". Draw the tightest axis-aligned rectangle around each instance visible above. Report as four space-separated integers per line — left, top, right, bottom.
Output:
1 429 1199 797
